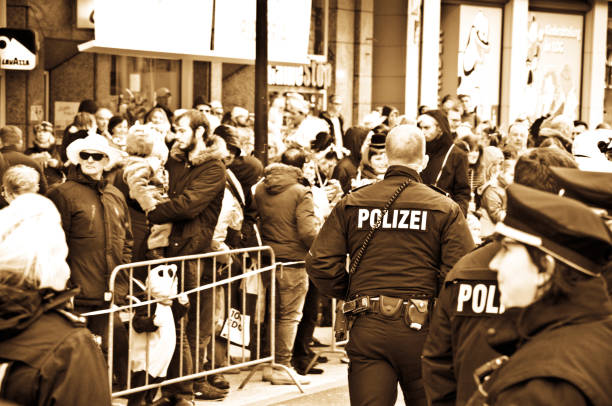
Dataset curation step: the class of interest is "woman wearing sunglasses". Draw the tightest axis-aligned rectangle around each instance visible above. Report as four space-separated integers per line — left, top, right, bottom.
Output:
466 183 612 406
47 133 133 390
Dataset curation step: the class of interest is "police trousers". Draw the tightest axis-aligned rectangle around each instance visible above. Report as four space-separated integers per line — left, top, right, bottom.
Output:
346 313 428 406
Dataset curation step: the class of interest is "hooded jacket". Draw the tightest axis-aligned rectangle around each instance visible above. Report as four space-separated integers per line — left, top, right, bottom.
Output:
0 284 111 405
255 163 318 261
148 135 226 257
421 131 471 216
467 277 612 406
47 166 133 306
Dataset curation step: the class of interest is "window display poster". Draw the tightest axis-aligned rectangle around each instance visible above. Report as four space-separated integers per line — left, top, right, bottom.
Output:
524 12 583 120
53 101 80 133
456 5 502 122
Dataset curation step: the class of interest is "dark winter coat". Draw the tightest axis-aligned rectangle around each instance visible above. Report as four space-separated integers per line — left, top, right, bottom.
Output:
147 137 226 257
47 166 133 306
254 163 318 261
467 277 612 406
306 165 474 300
0 284 111 405
421 132 470 216
422 242 503 406
0 145 48 194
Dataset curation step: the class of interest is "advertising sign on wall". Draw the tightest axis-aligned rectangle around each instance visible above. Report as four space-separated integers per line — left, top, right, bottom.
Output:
440 5 502 123
268 61 332 89
214 0 311 63
76 0 95 29
524 12 583 120
456 5 502 122
0 29 37 71
93 0 213 55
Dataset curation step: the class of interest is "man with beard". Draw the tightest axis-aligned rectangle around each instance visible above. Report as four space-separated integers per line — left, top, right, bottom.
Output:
417 110 470 216
147 110 227 404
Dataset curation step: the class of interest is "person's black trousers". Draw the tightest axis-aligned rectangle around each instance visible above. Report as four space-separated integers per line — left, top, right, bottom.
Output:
345 313 428 406
292 278 320 362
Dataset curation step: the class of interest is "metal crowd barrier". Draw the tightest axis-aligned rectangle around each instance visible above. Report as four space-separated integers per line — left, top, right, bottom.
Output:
81 246 307 399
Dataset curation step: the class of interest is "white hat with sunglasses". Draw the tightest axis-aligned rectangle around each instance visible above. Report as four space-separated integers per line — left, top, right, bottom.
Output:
66 133 123 171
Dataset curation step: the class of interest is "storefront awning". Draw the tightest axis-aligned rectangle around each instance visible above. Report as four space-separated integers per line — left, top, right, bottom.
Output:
78 0 312 66
77 40 308 66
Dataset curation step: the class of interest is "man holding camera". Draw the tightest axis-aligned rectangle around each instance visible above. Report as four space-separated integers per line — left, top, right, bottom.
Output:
306 125 474 406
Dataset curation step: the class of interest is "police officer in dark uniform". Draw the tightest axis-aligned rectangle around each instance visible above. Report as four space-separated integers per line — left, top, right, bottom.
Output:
422 148 580 405
466 184 612 405
421 241 503 405
306 125 474 406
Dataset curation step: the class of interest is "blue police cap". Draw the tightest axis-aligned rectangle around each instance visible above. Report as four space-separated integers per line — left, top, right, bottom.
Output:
549 167 612 212
494 183 612 276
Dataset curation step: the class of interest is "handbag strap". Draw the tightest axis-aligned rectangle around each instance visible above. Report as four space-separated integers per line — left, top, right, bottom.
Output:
345 179 411 299
434 144 454 186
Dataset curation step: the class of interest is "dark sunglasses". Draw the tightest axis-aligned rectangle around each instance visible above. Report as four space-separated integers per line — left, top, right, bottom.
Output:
79 151 106 161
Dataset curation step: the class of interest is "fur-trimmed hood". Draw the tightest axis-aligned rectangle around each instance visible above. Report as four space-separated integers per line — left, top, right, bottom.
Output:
263 163 303 195
169 134 227 166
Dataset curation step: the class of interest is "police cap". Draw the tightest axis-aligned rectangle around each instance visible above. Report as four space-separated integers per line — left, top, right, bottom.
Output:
549 167 612 212
494 183 612 276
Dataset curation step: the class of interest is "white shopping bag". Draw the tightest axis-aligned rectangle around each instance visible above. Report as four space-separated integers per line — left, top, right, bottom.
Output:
220 307 250 347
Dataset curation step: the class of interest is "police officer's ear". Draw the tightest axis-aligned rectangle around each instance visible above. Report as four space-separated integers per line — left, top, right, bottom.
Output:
537 255 555 286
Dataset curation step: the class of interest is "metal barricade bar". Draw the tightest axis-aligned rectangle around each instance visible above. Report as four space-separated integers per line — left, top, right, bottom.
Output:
80 246 306 398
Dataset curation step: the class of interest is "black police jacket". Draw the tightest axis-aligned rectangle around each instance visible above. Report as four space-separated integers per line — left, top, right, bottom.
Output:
467 277 612 406
306 165 474 300
422 242 504 406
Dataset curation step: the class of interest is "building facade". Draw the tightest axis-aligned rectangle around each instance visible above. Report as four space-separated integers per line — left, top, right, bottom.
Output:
0 0 609 147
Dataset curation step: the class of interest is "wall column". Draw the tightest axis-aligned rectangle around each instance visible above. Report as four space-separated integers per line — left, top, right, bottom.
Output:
0 0 6 127
582 0 607 128
210 62 222 102
330 0 355 127
499 0 528 129
181 58 193 109
419 0 440 109
353 0 373 126
405 0 421 118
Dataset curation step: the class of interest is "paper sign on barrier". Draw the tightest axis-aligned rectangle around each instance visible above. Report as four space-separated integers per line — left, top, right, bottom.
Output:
220 308 250 347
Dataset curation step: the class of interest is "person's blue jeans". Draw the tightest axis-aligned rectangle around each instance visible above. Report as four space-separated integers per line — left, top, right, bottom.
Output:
275 266 308 366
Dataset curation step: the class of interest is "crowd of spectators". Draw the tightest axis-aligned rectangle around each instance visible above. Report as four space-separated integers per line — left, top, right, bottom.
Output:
0 88 611 405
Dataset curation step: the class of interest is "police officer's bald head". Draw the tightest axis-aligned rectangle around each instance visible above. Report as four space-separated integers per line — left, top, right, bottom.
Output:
386 125 426 168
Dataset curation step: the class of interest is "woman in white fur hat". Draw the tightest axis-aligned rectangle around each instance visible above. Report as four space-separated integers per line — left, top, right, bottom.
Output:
0 193 112 405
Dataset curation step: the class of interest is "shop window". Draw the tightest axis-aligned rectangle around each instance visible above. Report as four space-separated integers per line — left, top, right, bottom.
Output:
111 56 181 123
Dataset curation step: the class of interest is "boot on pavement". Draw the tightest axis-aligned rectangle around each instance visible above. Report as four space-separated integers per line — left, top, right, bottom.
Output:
194 380 228 400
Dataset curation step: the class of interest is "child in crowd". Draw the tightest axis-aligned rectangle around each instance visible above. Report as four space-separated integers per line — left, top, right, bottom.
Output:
477 159 515 237
122 124 172 259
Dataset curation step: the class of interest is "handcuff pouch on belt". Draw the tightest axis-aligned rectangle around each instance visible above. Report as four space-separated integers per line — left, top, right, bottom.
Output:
405 298 429 330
